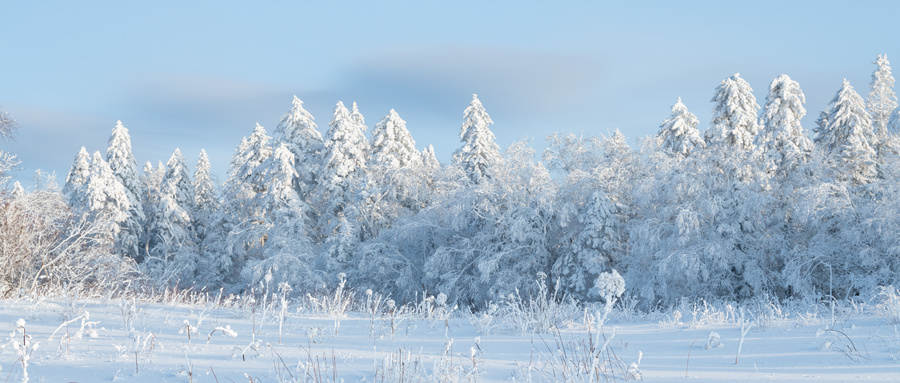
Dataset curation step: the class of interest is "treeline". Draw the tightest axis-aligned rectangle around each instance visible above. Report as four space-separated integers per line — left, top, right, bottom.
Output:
3 55 900 308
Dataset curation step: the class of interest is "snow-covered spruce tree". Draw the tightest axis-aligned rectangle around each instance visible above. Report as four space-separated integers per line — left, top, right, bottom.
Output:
144 148 198 286
192 149 217 244
759 74 813 176
83 152 130 246
552 190 621 300
371 109 428 214
205 124 273 286
315 101 369 244
106 121 145 260
372 109 419 170
657 97 704 158
422 144 440 171
705 73 761 151
453 94 502 183
242 143 320 291
868 54 897 150
273 96 323 205
63 147 91 209
814 79 877 183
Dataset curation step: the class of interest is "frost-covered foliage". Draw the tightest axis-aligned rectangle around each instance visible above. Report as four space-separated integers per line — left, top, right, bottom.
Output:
706 73 761 150
144 148 197 287
191 149 216 243
658 97 704 158
453 94 502 183
106 121 145 260
316 102 370 240
63 147 91 208
34 64 900 309
0 176 137 296
760 75 813 176
868 55 897 147
273 96 323 205
815 80 877 183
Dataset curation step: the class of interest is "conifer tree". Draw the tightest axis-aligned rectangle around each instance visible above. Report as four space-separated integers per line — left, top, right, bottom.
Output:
63 147 91 208
145 149 198 284
552 190 621 300
192 149 217 243
815 79 877 183
706 73 760 150
273 96 323 202
657 97 703 158
106 120 145 259
760 75 813 175
225 123 273 204
371 109 419 169
84 151 130 245
453 94 502 183
422 145 440 171
868 54 897 147
316 101 369 238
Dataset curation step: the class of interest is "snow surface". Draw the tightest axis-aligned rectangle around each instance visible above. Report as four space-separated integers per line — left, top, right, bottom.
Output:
0 296 898 382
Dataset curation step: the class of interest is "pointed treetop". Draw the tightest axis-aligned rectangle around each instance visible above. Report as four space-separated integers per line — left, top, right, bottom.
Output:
706 73 760 150
658 96 703 158
868 54 897 143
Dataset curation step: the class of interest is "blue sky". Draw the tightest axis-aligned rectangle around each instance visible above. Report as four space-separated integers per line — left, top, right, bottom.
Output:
2 1 899 185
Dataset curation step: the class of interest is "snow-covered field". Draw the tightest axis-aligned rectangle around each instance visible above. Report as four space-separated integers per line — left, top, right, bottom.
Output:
1 290 899 382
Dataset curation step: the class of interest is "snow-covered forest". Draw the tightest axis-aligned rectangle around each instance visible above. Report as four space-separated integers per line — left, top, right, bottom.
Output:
4 56 900 311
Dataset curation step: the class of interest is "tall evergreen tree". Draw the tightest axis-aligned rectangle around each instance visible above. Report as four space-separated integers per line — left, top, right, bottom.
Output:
815 79 877 183
225 123 273 204
106 120 145 259
146 149 198 285
657 97 704 158
371 109 419 169
84 151 130 245
706 73 761 150
422 145 440 171
192 149 217 243
316 101 369 238
453 94 502 183
868 54 897 147
273 96 323 202
552 190 621 300
63 147 91 209
760 75 813 175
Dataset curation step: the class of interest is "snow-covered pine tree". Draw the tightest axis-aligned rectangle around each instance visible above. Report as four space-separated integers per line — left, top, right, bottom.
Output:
422 145 440 171
242 143 319 290
552 190 621 300
226 123 273 203
815 79 877 183
63 147 91 209
657 97 704 158
868 54 897 149
316 101 369 240
759 75 813 176
706 73 761 150
370 109 426 214
106 120 145 259
273 96 323 203
371 109 419 169
453 94 502 183
192 149 217 243
84 151 130 245
145 148 198 285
